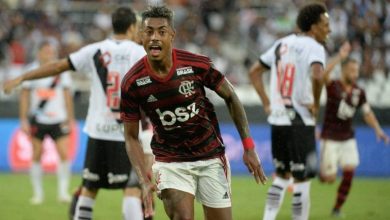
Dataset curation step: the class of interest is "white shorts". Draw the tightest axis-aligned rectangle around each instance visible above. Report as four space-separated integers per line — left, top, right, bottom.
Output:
320 139 359 176
152 155 231 208
140 129 153 155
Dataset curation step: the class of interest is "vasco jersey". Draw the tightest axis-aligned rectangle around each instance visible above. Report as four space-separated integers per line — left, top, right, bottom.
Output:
260 34 326 126
68 38 145 141
121 49 225 162
22 61 72 124
321 80 367 140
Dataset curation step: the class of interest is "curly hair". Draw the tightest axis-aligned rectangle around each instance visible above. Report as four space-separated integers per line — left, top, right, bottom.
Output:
141 5 174 28
296 3 327 32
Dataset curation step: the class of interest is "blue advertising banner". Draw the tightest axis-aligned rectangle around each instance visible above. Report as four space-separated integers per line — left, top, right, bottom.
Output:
0 119 389 176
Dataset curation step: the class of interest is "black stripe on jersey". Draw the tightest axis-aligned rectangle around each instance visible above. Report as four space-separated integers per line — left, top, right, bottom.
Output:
259 58 270 69
67 56 76 71
93 50 108 93
176 52 210 63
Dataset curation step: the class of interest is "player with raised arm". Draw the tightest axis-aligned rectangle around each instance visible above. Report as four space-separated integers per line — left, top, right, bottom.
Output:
20 40 74 205
121 5 267 220
319 47 390 217
248 3 330 220
3 7 153 220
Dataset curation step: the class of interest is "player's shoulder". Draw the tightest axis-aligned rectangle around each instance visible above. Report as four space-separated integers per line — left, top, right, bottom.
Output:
122 58 147 86
174 48 211 70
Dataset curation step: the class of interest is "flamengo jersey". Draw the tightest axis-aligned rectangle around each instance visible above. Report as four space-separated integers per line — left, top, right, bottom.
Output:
121 49 225 162
321 80 367 140
22 61 72 124
69 38 146 141
260 34 326 126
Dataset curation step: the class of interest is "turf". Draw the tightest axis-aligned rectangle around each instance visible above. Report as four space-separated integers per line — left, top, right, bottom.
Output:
0 173 389 220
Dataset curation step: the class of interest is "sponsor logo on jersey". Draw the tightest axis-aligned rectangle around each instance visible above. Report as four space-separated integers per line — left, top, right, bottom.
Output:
176 66 194 76
147 94 158 102
136 76 152 86
178 80 195 97
156 102 199 127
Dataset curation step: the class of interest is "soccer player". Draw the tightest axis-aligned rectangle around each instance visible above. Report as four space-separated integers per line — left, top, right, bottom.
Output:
20 40 74 205
120 5 267 220
248 3 330 220
3 7 151 220
320 54 390 217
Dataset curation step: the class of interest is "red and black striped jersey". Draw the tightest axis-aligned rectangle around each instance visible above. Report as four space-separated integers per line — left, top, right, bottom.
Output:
321 80 367 140
120 48 226 162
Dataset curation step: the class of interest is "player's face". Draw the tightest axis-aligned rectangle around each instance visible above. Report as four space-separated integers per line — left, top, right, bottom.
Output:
38 44 57 64
343 62 359 84
312 13 330 44
141 18 175 62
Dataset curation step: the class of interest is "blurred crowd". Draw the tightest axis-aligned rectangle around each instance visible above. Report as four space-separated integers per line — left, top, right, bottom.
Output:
1 0 390 101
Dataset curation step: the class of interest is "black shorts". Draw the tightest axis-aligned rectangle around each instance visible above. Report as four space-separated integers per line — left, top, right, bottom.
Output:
82 137 133 189
30 120 70 140
271 125 317 180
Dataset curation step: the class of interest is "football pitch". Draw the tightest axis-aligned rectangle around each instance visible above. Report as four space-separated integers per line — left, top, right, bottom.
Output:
0 173 389 220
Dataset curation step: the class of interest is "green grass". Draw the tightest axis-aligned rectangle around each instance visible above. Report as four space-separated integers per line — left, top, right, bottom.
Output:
0 173 389 220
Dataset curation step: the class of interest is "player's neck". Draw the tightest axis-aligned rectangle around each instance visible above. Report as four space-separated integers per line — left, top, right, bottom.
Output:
340 77 353 92
149 56 173 77
112 34 129 41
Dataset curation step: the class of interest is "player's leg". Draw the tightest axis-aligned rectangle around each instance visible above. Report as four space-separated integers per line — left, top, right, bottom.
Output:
29 122 45 204
197 155 232 220
319 140 338 183
263 126 291 220
290 125 317 220
123 169 143 220
332 139 359 216
51 123 71 202
153 161 196 219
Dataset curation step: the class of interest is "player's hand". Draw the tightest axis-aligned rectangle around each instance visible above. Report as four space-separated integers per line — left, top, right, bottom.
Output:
338 41 351 60
263 104 271 116
141 182 156 218
3 76 23 94
20 120 31 135
376 130 390 145
243 149 267 185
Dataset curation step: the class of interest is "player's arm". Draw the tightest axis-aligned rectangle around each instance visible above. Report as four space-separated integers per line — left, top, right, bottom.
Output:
323 42 351 85
362 104 390 144
123 121 154 217
311 62 325 118
19 88 31 135
3 58 71 94
248 60 271 115
215 79 267 185
63 88 75 126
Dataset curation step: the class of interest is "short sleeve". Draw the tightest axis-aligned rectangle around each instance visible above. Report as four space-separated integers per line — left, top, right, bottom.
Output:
120 79 141 122
259 41 279 69
68 44 95 73
202 64 225 91
307 43 326 67
359 89 367 107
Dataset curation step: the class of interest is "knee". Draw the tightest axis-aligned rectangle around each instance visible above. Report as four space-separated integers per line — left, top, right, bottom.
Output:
124 187 141 198
81 187 98 198
319 174 336 183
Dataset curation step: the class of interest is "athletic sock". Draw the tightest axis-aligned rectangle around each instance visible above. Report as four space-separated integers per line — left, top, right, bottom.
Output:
263 176 290 220
333 170 354 211
74 196 95 220
122 196 143 220
30 162 43 199
57 160 71 199
292 181 311 220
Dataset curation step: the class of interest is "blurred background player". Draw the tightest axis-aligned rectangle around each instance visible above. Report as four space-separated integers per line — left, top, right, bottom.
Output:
319 48 390 217
3 6 152 220
121 5 267 220
20 39 74 205
248 3 330 220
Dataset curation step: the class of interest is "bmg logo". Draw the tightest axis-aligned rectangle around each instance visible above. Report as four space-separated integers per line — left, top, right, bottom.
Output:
156 102 199 126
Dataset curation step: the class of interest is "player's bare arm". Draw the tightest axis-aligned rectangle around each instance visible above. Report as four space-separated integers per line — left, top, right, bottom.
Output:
362 106 390 144
311 62 325 118
215 78 267 185
63 88 75 128
248 61 271 115
123 121 155 217
3 58 70 94
19 88 31 135
323 42 351 85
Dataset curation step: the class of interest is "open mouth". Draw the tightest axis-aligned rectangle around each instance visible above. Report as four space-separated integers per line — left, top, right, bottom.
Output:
149 45 162 56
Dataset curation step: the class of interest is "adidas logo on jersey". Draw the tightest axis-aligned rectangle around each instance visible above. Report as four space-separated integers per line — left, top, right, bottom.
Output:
136 76 152 86
176 66 194 76
147 95 158 102
223 192 229 199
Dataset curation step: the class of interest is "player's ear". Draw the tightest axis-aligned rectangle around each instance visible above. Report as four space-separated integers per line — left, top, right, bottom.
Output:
170 29 176 42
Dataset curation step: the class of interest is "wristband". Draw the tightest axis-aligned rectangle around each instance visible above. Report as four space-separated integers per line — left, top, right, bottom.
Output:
242 137 255 150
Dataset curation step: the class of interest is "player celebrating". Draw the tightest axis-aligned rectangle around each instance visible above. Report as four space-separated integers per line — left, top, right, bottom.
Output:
3 7 152 220
320 52 390 217
20 40 74 205
120 5 267 220
248 3 330 220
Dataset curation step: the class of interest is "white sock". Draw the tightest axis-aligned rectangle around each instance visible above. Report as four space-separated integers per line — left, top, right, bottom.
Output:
30 162 43 199
263 176 290 220
74 196 95 220
292 181 311 220
57 160 71 198
122 196 143 220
